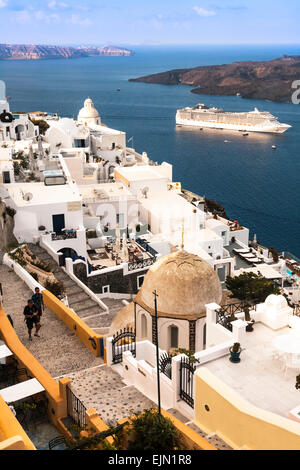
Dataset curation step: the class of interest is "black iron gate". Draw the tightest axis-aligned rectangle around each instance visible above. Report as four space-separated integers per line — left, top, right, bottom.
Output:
159 352 172 379
66 385 86 428
180 357 195 408
112 328 136 364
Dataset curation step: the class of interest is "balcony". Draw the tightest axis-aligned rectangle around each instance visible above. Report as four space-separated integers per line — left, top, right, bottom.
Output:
51 230 77 242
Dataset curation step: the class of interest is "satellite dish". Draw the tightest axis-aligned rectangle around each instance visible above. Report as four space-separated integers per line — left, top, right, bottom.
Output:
23 193 33 202
142 187 149 199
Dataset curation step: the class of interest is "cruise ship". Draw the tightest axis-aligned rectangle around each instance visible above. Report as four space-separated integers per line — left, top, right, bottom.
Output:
176 104 291 134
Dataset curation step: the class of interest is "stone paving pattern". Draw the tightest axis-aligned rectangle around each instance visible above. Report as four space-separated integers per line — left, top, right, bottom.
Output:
67 365 155 425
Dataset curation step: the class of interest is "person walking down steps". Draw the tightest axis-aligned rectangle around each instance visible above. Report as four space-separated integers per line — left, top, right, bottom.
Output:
23 299 41 341
32 287 44 323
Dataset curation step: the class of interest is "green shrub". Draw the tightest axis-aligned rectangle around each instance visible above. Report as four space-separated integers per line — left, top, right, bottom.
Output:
29 118 50 135
45 279 64 298
9 248 26 267
31 272 38 282
5 206 16 218
226 272 280 303
13 161 21 175
127 409 182 451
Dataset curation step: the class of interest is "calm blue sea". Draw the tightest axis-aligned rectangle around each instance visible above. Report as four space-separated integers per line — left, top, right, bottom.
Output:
0 44 300 255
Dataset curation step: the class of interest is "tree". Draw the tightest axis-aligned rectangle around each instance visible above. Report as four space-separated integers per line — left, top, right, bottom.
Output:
29 118 50 135
226 272 280 303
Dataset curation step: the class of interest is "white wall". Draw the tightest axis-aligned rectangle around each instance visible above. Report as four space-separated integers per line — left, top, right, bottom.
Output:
13 201 84 246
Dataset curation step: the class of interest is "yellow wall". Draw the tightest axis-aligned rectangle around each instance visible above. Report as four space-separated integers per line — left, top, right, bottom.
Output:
0 396 35 450
114 169 130 187
0 305 67 425
195 368 300 450
43 290 103 357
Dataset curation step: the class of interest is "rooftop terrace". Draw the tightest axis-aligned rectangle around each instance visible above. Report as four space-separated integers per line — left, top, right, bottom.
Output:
205 323 300 419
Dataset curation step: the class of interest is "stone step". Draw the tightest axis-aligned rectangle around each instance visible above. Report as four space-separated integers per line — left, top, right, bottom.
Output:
85 316 112 329
66 285 83 296
77 305 105 319
67 292 90 304
61 280 78 289
54 271 69 281
69 298 97 312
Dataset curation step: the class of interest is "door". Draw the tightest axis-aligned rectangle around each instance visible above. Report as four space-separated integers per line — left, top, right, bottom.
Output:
217 266 226 283
3 171 10 184
52 214 65 234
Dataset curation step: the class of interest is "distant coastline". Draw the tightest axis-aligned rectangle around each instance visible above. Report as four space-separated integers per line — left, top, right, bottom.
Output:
0 44 134 61
129 55 300 103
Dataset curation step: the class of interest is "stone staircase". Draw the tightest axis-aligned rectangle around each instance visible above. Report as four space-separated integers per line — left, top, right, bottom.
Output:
166 408 233 450
27 244 125 332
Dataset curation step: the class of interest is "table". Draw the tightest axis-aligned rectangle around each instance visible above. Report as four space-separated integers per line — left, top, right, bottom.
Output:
272 335 300 369
0 345 13 360
0 378 45 403
272 335 300 354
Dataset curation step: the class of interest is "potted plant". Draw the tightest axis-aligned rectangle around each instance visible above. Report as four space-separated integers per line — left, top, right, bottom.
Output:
229 343 241 363
244 305 255 332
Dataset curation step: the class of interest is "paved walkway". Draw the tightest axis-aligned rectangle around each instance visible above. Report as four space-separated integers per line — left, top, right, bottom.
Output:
0 264 103 377
0 262 155 427
66 365 155 426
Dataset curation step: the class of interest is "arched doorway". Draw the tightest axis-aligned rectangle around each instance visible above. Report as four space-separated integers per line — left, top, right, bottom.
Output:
58 247 78 266
15 124 25 141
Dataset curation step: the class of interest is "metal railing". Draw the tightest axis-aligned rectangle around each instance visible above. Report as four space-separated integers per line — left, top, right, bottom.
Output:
179 357 195 409
216 300 258 332
112 328 136 364
128 257 156 272
51 231 77 241
159 352 172 380
136 238 158 258
66 385 86 428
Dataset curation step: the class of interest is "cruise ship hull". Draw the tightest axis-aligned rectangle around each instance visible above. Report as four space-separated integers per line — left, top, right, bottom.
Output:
176 117 291 134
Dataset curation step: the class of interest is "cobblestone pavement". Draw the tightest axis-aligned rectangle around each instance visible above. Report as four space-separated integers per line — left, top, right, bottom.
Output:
67 365 155 426
0 264 103 377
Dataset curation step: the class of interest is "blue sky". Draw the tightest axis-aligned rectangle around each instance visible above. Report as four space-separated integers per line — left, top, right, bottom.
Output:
0 0 299 45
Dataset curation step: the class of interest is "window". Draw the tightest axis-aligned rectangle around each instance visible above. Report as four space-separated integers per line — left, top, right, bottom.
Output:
74 139 87 148
102 285 110 294
170 326 179 349
141 314 147 338
221 231 226 237
137 275 145 290
116 213 124 227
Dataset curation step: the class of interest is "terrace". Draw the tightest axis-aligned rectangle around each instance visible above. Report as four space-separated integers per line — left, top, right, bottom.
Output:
205 322 300 419
87 237 156 271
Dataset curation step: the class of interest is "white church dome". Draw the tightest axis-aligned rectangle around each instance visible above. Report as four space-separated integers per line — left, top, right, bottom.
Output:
78 97 101 122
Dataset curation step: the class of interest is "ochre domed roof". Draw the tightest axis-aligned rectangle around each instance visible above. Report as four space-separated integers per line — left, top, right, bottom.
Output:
78 97 100 120
135 250 222 319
